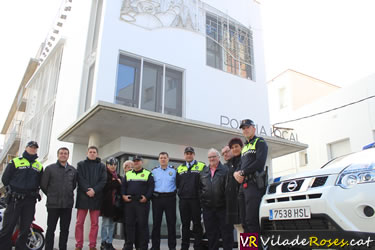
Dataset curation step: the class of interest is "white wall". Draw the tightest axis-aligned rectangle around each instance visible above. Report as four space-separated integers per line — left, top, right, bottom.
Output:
34 0 93 230
271 74 375 177
92 0 270 131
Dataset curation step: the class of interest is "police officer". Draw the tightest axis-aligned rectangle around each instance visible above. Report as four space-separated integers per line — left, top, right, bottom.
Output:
151 152 177 250
234 119 268 233
177 147 205 250
0 141 43 250
122 156 154 250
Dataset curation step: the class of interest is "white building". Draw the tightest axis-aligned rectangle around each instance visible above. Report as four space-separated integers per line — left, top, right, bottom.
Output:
268 69 375 177
0 0 306 239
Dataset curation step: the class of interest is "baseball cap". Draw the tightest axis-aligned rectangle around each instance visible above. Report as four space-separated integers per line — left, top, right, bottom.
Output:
26 141 39 148
239 119 255 129
184 146 195 154
133 155 143 161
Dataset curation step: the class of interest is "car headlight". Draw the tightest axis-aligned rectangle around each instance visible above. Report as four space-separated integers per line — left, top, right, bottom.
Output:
336 163 375 189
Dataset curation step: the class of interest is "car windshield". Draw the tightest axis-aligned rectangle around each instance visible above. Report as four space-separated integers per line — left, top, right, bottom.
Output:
321 148 375 169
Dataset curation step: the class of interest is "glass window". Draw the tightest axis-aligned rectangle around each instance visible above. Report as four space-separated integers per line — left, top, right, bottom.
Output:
205 12 254 80
328 139 351 160
206 14 222 69
278 87 287 109
116 54 183 117
141 62 163 112
116 55 141 108
164 68 183 116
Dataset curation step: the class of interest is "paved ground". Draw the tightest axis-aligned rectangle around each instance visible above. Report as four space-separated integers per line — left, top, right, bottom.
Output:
63 236 181 250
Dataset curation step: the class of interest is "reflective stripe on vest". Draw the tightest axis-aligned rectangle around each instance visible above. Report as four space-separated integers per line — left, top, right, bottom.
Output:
177 162 205 174
241 137 260 156
12 157 43 171
126 169 151 181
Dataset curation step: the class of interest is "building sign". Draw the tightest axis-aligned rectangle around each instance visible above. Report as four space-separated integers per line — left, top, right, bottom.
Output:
220 115 299 142
120 0 200 31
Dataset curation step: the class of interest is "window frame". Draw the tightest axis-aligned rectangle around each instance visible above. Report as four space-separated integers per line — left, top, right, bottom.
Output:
205 11 255 81
115 52 184 117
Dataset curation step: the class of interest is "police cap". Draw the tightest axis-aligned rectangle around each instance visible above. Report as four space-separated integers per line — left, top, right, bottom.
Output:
184 146 195 154
239 119 255 129
26 141 39 148
133 155 143 161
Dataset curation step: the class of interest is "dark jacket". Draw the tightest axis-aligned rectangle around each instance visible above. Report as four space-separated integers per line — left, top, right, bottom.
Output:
76 157 107 210
101 169 122 220
40 161 77 208
121 168 154 201
199 162 228 208
225 156 241 224
2 151 43 193
240 136 268 177
176 161 206 199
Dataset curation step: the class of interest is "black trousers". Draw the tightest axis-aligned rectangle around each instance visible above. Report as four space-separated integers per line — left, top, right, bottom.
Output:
202 207 233 250
45 208 72 250
179 199 203 250
151 195 176 250
239 184 264 233
124 201 150 250
0 196 36 250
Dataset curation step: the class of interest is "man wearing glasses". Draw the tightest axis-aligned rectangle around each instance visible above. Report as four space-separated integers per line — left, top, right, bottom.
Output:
199 148 233 250
221 145 233 163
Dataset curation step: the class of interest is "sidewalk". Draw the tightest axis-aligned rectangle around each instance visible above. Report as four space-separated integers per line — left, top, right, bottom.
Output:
63 236 181 250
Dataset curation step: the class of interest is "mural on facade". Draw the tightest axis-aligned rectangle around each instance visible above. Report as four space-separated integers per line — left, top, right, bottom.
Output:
120 0 200 31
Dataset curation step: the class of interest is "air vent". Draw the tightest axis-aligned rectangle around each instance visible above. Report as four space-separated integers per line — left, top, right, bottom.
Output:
311 176 328 188
308 193 322 199
268 182 281 194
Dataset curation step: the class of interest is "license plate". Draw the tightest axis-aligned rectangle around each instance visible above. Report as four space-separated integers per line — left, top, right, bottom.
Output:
269 207 311 220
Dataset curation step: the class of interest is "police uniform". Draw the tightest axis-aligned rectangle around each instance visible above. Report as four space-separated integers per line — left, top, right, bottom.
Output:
177 160 205 250
151 165 177 250
239 135 268 233
0 148 43 250
122 167 154 250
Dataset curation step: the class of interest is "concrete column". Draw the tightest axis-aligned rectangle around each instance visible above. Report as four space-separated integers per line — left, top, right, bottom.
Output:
88 132 101 148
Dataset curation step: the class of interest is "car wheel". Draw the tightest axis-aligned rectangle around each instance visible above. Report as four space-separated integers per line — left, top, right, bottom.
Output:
26 229 45 250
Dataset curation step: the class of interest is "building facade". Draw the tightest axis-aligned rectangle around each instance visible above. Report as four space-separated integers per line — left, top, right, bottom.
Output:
1 0 306 238
268 70 375 177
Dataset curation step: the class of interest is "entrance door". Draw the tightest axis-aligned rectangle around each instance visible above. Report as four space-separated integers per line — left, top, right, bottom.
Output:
115 154 184 239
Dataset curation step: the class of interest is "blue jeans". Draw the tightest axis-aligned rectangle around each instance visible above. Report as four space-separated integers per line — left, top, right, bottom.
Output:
101 216 115 243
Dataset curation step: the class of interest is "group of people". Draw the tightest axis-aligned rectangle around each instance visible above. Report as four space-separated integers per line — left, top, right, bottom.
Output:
0 118 268 250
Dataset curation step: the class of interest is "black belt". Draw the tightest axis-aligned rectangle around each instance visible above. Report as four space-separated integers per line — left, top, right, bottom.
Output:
153 191 176 198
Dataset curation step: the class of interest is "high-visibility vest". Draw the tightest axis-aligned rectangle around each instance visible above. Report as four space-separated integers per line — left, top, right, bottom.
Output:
126 169 151 181
177 161 205 174
241 137 260 156
13 157 43 172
